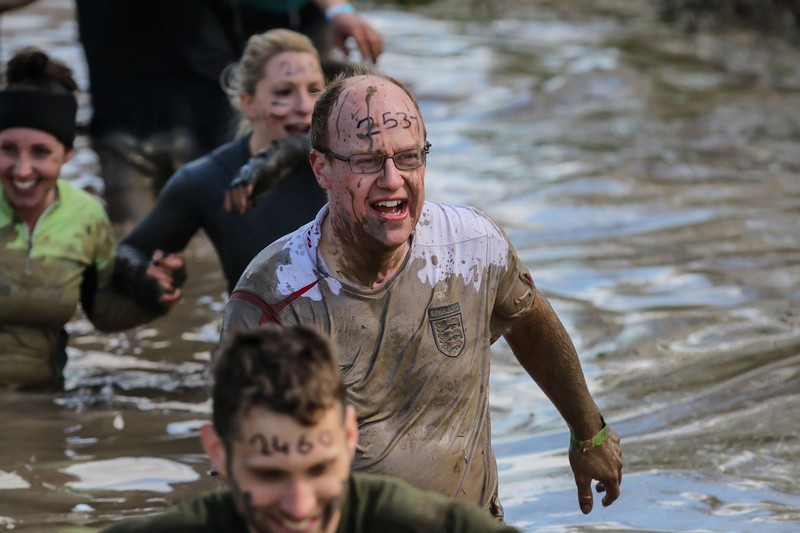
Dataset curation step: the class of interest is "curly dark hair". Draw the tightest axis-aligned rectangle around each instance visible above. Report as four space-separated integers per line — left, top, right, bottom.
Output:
4 46 78 94
211 324 346 445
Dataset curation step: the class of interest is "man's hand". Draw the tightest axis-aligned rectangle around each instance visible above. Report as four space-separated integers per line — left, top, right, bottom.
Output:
146 250 185 311
568 426 623 514
328 13 384 64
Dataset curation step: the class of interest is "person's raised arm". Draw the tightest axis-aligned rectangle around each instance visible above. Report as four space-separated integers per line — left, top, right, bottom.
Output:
503 287 623 514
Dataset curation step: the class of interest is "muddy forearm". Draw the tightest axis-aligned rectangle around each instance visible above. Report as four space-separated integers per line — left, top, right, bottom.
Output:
504 289 603 439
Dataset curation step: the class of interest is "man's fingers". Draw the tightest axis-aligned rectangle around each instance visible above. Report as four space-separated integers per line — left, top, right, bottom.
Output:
241 184 254 213
365 29 384 63
164 256 184 268
159 254 184 271
576 478 594 514
601 480 621 507
224 186 251 214
353 27 383 63
355 30 377 63
158 288 182 310
224 186 253 214
224 189 241 214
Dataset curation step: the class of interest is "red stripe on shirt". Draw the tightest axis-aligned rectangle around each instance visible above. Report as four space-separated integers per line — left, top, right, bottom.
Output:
229 279 321 325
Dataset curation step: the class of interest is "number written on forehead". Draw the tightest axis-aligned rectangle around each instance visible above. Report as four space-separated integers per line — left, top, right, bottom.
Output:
355 111 419 138
359 111 418 131
277 58 320 77
248 430 334 457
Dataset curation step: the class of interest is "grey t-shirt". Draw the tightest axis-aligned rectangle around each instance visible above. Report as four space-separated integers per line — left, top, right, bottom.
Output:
223 201 535 515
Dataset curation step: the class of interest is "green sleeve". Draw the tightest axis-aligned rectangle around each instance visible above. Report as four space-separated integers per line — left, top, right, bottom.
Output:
81 203 162 331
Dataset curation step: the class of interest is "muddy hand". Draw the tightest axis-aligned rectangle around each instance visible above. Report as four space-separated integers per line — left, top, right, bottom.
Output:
224 182 254 214
147 250 185 310
225 144 279 214
569 426 623 514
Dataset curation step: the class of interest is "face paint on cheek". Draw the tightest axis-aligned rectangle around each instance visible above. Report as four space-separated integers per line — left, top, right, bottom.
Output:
265 97 292 120
231 476 262 529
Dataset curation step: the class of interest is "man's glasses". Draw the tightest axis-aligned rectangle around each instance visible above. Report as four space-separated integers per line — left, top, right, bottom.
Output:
320 141 431 174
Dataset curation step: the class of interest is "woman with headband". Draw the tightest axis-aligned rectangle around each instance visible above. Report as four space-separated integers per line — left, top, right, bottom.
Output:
0 47 183 391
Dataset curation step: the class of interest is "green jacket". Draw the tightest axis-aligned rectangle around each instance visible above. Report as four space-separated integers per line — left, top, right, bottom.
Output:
0 180 157 390
101 472 521 532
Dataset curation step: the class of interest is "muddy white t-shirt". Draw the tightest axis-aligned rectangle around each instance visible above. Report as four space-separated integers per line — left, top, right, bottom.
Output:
223 200 535 514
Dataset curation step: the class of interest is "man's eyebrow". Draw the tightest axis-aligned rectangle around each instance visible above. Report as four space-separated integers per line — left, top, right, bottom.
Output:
307 456 338 472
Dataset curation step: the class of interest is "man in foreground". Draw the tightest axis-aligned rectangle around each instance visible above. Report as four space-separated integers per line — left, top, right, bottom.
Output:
103 324 520 532
222 68 623 519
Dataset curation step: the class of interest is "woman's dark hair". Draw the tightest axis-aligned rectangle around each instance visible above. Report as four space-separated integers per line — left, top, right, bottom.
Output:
4 46 78 93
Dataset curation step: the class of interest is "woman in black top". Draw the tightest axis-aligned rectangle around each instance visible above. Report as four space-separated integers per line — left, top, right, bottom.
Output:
114 29 327 300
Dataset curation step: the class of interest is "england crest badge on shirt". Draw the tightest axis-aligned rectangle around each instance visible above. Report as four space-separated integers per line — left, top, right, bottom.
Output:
428 302 465 357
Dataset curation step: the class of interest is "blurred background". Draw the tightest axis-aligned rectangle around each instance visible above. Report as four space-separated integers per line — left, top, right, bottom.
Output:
1 1 799 531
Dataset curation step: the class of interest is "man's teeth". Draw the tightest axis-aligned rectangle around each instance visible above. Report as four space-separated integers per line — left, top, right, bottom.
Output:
279 518 311 531
14 180 36 190
375 200 401 208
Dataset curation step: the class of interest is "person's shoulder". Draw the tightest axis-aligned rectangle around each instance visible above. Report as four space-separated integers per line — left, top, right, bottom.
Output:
235 217 322 295
206 136 251 172
56 181 109 223
100 490 242 532
416 200 504 245
346 473 519 532
174 137 249 185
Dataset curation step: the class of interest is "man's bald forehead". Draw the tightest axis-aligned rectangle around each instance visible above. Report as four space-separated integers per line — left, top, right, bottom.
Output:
335 75 410 108
327 75 423 148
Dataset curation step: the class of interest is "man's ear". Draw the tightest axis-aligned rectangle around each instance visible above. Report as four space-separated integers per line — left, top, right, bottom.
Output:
200 422 228 479
309 149 332 190
344 404 358 459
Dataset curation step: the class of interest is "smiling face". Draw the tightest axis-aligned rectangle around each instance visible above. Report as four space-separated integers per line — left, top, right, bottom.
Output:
203 404 357 533
311 76 427 254
0 127 70 226
242 51 324 148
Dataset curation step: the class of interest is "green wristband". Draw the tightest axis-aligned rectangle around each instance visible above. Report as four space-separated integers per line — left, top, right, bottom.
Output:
570 422 608 453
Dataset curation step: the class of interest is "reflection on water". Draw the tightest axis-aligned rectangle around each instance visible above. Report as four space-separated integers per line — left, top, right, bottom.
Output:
2 0 800 531
62 457 200 492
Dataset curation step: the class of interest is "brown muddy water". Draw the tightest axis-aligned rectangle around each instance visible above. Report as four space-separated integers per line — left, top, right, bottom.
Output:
2 1 800 531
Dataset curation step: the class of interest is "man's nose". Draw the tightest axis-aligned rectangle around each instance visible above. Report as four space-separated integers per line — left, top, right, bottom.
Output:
377 157 404 189
280 479 317 519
